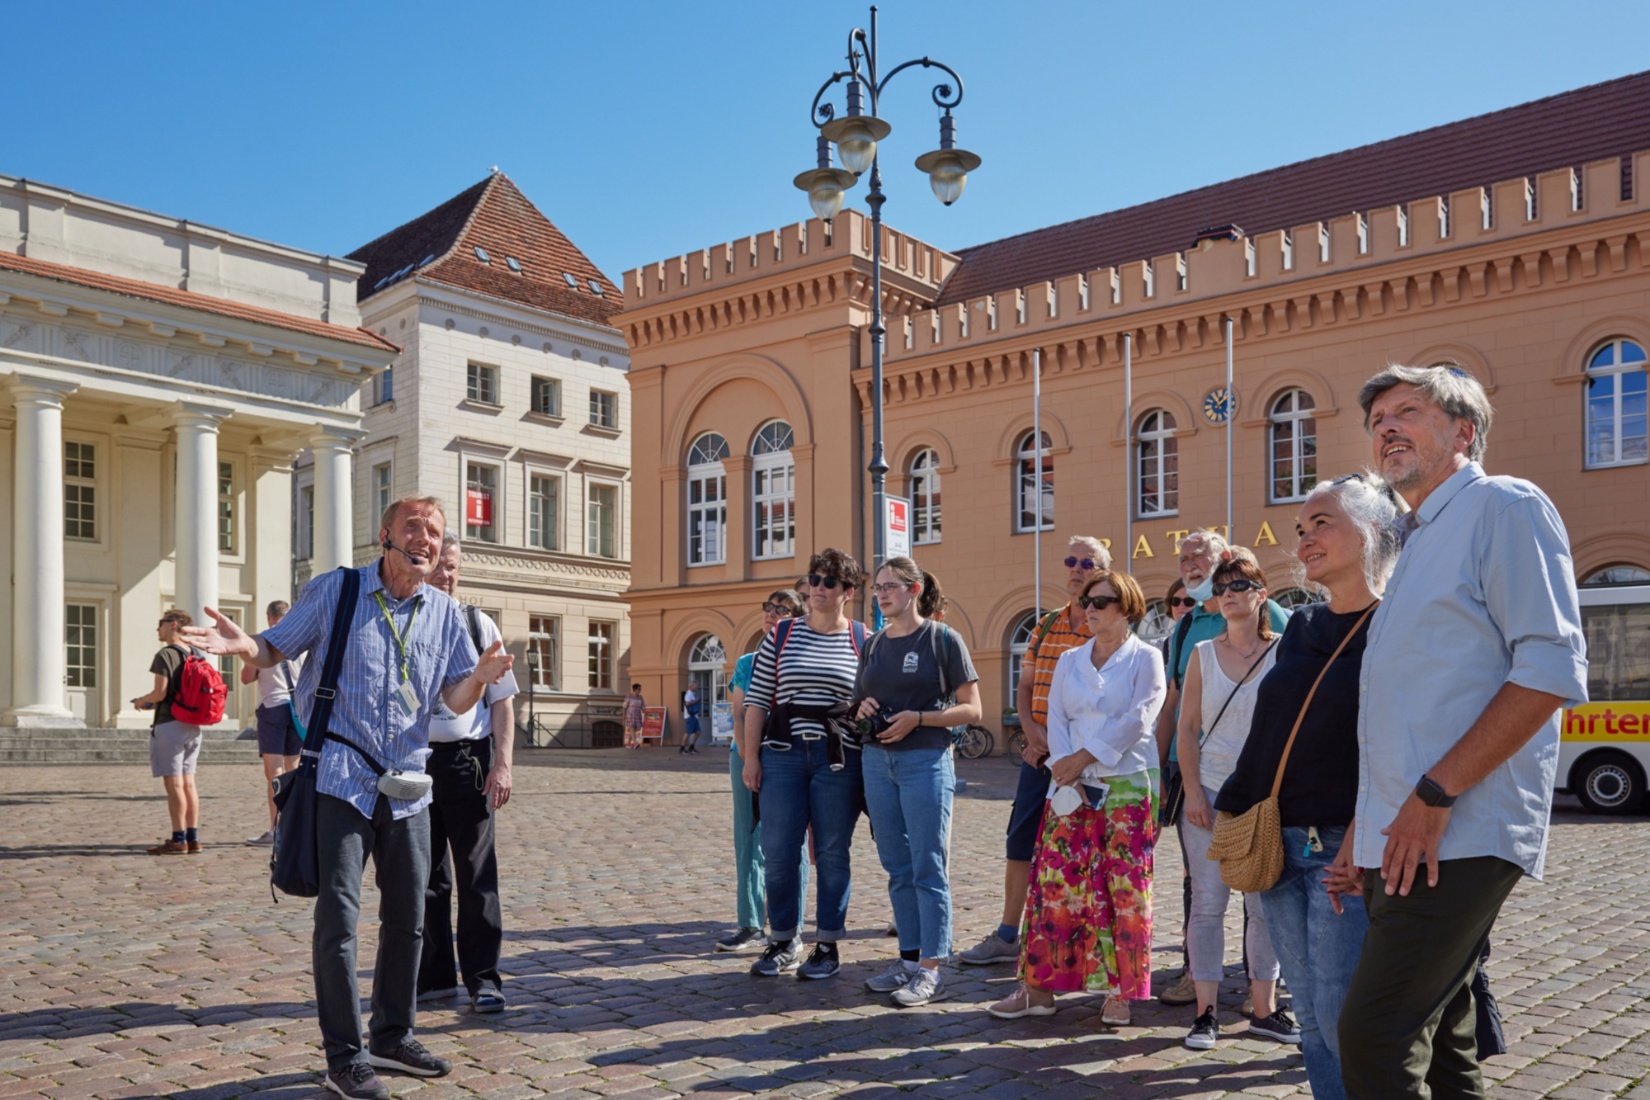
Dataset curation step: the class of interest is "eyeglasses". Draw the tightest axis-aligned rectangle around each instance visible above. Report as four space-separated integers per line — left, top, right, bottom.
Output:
761 602 797 617
1078 594 1121 611
1211 578 1261 596
807 573 845 590
158 618 182 627
871 583 908 595
1332 472 1366 486
1167 596 1198 609
1064 557 1099 570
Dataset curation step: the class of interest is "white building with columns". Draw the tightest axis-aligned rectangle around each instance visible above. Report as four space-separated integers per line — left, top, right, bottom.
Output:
0 174 396 730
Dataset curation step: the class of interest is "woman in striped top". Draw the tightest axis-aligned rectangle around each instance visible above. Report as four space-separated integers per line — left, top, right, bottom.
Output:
741 547 869 982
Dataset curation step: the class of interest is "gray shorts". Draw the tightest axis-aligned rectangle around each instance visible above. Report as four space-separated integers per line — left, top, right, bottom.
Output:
150 720 202 777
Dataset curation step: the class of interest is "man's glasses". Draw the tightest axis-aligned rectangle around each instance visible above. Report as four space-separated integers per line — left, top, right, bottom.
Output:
871 583 907 595
807 573 845 590
1332 472 1366 486
1064 556 1099 570
1078 594 1121 611
761 602 796 617
1211 578 1261 596
1167 596 1198 609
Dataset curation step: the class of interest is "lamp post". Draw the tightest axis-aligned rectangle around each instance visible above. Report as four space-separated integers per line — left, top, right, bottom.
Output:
795 5 980 572
524 647 539 747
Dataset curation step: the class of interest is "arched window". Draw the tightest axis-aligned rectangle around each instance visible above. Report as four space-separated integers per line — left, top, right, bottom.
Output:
751 421 796 559
1269 389 1318 502
1137 600 1175 647
1585 338 1648 468
1582 564 1650 586
1136 410 1178 518
1015 431 1053 533
686 433 729 566
1274 586 1327 610
1008 611 1041 704
688 633 728 712
911 448 942 544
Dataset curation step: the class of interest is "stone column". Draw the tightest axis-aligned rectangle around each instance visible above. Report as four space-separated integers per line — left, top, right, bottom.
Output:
173 405 229 625
6 376 81 727
310 427 358 573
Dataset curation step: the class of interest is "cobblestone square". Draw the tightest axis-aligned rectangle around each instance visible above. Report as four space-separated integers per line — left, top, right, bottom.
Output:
1 750 1646 1099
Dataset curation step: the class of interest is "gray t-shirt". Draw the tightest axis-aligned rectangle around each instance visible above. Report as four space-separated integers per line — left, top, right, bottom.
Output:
854 621 978 752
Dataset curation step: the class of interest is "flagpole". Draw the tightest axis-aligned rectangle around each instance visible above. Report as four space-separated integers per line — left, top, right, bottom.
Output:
1224 317 1234 537
1033 347 1042 621
1123 332 1133 566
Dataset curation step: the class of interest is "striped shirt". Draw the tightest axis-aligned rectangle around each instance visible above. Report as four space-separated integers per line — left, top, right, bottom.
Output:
1020 604 1093 726
264 564 479 820
742 620 864 741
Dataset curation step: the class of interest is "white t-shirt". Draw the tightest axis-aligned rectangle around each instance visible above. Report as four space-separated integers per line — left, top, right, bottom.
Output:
255 655 306 708
426 607 520 743
1193 637 1276 792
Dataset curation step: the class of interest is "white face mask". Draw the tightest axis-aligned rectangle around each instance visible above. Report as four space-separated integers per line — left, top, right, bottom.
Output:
1187 575 1216 603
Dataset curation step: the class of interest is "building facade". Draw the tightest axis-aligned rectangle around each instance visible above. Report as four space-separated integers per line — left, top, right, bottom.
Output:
619 73 1650 730
0 174 396 729
321 173 633 744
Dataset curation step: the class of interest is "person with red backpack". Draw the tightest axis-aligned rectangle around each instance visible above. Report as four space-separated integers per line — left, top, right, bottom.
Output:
131 609 225 854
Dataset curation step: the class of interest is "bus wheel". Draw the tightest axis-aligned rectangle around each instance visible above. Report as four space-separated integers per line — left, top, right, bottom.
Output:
1573 750 1647 815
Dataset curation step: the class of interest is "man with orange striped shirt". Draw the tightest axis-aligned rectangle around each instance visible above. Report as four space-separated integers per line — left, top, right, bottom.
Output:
957 536 1106 965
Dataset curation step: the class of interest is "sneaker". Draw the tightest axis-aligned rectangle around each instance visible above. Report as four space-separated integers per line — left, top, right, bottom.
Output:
797 943 841 980
750 941 800 977
1249 1008 1302 1044
1101 995 1131 1026
1184 1007 1219 1050
885 921 899 936
471 984 505 1014
865 959 919 993
1159 970 1196 1006
716 927 765 953
246 830 275 846
416 986 459 1003
325 1063 390 1100
147 839 187 855
365 1037 451 1078
957 930 1019 966
987 984 1057 1019
892 966 944 1007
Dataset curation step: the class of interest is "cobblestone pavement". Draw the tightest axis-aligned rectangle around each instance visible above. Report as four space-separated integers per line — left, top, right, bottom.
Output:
1 749 1646 1099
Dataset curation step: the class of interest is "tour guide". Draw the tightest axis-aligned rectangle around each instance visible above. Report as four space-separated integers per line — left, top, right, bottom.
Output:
185 496 514 1100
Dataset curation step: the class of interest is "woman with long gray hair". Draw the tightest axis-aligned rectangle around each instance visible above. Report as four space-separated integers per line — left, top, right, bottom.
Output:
1214 472 1400 1099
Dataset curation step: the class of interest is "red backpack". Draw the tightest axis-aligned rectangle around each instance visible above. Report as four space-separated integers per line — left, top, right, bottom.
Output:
172 651 228 726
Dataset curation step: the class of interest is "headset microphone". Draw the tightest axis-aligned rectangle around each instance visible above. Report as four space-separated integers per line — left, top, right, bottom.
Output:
381 539 425 566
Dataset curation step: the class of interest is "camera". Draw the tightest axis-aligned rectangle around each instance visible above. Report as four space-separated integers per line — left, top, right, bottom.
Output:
854 707 895 740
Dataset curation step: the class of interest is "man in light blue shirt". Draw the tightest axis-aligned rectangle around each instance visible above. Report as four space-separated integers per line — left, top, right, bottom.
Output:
1335 366 1587 1099
188 497 513 1100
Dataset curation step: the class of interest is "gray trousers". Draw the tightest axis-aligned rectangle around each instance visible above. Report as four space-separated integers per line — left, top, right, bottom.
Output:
315 793 431 1071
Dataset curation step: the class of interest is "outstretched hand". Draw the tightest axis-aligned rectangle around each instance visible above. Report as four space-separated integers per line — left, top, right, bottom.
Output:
474 640 514 685
179 607 256 659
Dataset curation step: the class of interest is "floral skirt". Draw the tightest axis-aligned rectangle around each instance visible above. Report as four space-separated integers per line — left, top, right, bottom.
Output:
1019 768 1157 999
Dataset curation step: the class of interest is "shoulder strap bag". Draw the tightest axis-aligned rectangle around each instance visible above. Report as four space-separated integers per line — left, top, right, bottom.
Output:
1161 638 1275 828
1206 603 1378 893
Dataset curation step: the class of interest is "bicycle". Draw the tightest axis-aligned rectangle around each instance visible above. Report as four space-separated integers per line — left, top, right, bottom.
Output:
955 724 995 760
1005 727 1027 760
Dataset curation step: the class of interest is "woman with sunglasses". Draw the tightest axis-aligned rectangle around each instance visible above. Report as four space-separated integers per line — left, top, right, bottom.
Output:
854 557 981 1007
741 548 870 982
1214 475 1398 1099
1176 553 1296 1050
719 588 807 953
989 570 1165 1023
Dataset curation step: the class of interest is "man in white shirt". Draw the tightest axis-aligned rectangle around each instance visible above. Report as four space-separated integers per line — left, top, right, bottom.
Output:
418 533 520 1014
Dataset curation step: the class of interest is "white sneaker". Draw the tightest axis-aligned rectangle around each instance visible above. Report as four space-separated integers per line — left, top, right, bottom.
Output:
865 959 918 993
892 967 944 1007
246 830 275 845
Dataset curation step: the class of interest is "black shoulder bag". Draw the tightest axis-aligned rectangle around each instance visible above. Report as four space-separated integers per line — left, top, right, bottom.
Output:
270 566 360 900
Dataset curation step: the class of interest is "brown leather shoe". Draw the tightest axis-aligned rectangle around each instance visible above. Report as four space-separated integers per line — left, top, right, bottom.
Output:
147 840 187 855
186 841 203 854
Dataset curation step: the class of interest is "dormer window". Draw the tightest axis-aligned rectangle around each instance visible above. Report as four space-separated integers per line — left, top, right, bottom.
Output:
474 246 491 264
506 256 523 273
563 272 579 289
589 279 604 296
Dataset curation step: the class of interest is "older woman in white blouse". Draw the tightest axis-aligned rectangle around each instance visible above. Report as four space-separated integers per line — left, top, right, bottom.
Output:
989 570 1167 1026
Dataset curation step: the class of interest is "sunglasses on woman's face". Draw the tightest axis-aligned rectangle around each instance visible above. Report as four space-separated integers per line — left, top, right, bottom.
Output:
1168 596 1197 609
1211 578 1261 596
806 573 845 590
1078 594 1121 611
761 602 796 616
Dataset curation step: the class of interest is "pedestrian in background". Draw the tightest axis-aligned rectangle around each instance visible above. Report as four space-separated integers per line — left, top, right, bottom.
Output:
132 610 205 855
680 685 702 754
243 600 304 845
623 684 646 749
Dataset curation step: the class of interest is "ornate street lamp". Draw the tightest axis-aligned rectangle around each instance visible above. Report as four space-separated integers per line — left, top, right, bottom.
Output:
796 5 980 570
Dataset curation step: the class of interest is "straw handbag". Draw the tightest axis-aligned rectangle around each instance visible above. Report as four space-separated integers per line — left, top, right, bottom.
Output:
1207 603 1377 892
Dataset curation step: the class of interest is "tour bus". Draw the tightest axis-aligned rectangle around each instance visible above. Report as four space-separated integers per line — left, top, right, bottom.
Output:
1560 581 1650 814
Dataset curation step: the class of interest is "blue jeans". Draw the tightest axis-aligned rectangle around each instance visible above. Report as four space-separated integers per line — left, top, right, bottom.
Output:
862 744 954 960
729 748 810 929
758 737 861 942
1261 825 1368 1100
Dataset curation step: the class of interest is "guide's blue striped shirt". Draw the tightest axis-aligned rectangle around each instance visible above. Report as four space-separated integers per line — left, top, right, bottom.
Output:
265 564 478 820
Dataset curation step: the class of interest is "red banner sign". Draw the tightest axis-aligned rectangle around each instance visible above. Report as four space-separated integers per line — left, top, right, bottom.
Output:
466 489 492 526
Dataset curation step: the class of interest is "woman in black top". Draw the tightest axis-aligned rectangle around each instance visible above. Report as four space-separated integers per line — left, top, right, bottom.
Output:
1215 473 1399 1100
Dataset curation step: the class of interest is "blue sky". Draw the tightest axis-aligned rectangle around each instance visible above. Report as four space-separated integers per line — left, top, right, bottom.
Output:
10 1 1650 284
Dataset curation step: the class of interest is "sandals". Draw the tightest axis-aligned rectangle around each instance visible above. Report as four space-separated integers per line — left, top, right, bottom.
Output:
988 984 1057 1019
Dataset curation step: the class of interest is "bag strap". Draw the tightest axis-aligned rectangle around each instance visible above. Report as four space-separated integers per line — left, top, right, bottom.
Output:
1030 608 1062 661
932 622 951 703
463 604 483 656
301 566 361 756
1171 613 1196 689
1198 638 1277 747
1268 602 1379 799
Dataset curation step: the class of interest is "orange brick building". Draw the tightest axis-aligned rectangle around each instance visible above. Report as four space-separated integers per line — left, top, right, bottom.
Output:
617 74 1650 731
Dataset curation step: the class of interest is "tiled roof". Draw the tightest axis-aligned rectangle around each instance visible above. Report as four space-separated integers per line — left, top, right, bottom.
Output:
349 173 624 327
937 70 1650 305
0 250 398 353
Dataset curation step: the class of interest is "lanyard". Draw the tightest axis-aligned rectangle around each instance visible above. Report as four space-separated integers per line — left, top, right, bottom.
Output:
373 590 422 682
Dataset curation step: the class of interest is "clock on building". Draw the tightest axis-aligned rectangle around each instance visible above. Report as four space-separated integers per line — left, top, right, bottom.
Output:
1203 386 1238 424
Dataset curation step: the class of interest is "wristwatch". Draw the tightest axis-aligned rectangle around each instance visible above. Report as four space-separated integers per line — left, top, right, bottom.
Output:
1414 774 1457 808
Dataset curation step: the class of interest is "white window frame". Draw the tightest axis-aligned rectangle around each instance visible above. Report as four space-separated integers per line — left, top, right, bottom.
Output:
465 462 501 544
531 376 562 418
65 601 99 690
1008 612 1039 704
217 458 238 555
588 619 616 691
1585 338 1649 469
686 433 729 567
529 614 560 690
688 633 728 708
372 462 393 524
1015 430 1054 533
586 480 619 559
1136 410 1179 518
1268 389 1319 503
63 439 98 542
297 483 316 560
911 447 941 544
751 421 796 560
589 389 619 429
373 365 395 406
466 361 500 405
528 471 560 551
